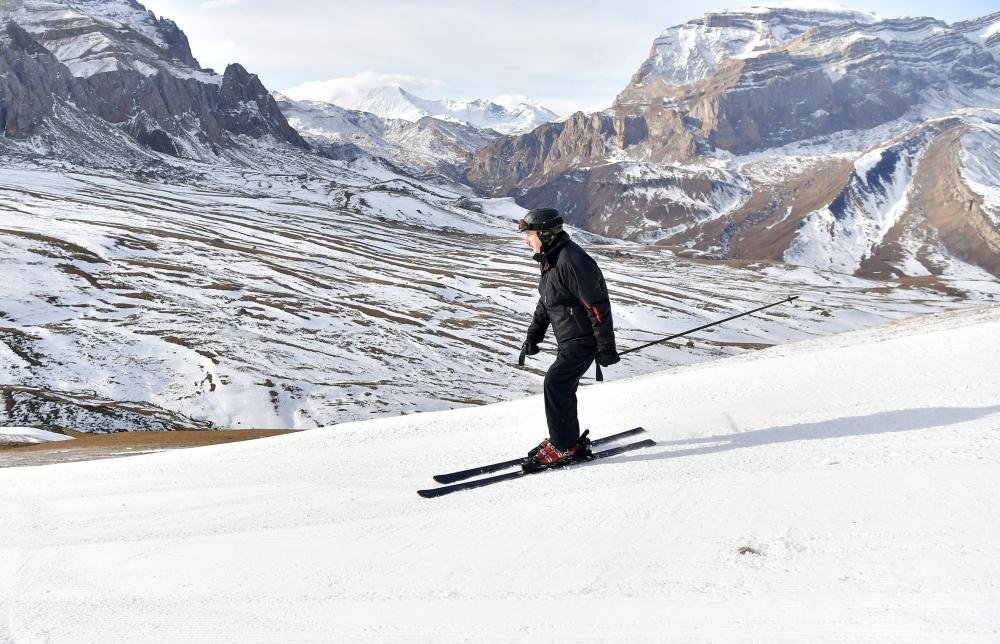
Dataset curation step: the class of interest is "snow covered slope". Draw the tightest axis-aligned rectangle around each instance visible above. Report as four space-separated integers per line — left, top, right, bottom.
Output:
5 164 997 432
0 426 72 446
0 304 997 641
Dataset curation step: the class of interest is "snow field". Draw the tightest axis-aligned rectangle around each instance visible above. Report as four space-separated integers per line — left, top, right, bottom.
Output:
0 304 998 642
0 427 73 445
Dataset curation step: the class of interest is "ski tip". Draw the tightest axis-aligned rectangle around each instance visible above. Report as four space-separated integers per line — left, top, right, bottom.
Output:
417 488 443 499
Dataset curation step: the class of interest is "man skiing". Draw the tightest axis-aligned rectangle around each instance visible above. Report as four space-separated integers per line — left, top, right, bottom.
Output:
518 207 620 472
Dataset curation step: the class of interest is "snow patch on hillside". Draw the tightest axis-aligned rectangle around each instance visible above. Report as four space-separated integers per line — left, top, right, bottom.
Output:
0 426 73 444
960 120 1000 226
639 5 878 86
784 139 925 273
6 0 215 81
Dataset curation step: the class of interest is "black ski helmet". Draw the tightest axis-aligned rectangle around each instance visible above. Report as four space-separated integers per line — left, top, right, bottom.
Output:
517 207 564 245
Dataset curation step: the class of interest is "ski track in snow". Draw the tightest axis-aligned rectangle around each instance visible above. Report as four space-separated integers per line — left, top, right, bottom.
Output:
0 304 997 641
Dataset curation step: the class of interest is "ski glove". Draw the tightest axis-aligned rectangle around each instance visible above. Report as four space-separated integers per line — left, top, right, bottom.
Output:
522 339 541 356
596 348 620 367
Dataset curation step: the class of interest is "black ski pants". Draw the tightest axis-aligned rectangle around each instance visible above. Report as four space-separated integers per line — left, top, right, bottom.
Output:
543 339 597 450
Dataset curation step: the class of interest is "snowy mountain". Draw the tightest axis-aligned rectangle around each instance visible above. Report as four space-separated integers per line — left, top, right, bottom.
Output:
1 303 998 640
631 5 879 88
467 6 1000 280
2 0 206 79
272 92 499 182
953 11 1000 58
0 0 306 168
326 85 560 135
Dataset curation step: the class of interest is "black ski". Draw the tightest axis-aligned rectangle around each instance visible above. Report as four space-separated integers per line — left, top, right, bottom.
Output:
432 426 646 484
418 438 656 498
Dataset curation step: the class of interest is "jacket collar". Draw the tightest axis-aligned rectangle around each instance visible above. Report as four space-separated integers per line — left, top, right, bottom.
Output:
533 232 569 272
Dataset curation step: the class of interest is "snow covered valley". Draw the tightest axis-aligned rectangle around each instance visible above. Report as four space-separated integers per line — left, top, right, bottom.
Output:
0 303 997 641
1 1 999 639
2 165 997 433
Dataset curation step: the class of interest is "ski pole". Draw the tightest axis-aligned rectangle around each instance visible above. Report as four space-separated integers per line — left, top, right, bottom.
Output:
619 295 799 357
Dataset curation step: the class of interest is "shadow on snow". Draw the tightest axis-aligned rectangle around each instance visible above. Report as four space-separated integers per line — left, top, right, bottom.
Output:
616 405 1000 464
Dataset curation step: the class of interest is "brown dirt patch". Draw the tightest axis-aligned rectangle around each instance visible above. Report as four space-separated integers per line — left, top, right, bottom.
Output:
0 429 298 468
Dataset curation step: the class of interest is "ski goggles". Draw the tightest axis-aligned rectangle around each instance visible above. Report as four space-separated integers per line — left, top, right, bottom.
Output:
517 216 563 232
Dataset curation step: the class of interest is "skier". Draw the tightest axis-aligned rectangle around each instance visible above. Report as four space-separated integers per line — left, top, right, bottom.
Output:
518 207 620 472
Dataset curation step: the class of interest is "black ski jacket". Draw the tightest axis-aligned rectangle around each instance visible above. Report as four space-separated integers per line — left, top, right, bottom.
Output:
526 233 616 352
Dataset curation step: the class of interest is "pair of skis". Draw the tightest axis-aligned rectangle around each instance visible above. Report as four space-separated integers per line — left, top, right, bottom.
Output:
417 427 655 498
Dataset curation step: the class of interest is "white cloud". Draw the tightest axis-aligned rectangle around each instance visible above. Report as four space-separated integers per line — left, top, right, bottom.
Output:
200 0 239 10
281 70 446 107
490 94 534 109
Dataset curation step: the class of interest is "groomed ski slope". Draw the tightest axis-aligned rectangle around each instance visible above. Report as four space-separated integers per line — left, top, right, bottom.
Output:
2 304 999 643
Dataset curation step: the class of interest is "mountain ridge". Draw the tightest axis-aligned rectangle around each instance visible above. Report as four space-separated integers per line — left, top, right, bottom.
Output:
466 6 1000 279
0 0 308 168
284 84 561 135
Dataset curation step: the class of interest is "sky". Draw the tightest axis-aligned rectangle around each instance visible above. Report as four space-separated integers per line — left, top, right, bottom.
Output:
139 0 998 116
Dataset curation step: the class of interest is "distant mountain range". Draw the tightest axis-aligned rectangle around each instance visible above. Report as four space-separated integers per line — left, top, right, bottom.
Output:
0 0 556 182
467 6 1000 279
272 92 500 182
284 85 560 136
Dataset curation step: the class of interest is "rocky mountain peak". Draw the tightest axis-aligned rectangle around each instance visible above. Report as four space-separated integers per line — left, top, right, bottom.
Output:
952 11 1000 57
623 4 879 94
145 14 199 69
0 0 308 163
2 0 205 78
219 63 308 146
467 6 1000 279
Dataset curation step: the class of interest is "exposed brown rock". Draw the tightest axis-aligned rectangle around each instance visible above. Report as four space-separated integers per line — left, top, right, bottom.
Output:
656 158 856 260
893 124 1000 277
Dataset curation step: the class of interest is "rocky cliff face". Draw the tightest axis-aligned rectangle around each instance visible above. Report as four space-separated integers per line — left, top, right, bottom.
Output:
466 7 1000 279
0 0 306 166
0 22 79 136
